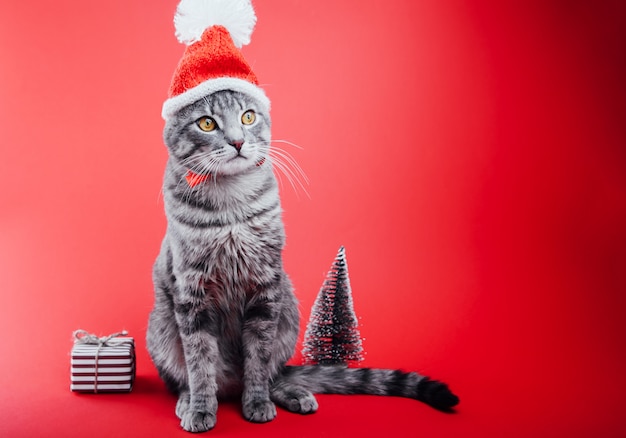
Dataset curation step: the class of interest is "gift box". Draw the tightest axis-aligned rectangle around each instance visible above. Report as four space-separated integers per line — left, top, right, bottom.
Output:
70 330 136 393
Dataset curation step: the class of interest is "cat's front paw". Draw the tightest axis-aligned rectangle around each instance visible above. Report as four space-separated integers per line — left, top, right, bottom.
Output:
242 399 277 423
180 410 217 433
175 392 190 420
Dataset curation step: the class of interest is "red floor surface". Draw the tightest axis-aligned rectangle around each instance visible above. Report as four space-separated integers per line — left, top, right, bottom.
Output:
1 1 625 437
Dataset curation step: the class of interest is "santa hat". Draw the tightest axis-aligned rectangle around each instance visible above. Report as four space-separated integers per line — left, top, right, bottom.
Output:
161 0 270 120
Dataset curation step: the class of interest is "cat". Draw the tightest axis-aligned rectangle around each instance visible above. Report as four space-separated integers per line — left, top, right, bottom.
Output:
146 89 459 433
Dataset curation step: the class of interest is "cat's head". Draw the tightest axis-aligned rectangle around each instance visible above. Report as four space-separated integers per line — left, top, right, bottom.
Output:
163 90 271 177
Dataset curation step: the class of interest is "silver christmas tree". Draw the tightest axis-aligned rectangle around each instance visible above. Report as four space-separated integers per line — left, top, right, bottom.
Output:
302 246 364 365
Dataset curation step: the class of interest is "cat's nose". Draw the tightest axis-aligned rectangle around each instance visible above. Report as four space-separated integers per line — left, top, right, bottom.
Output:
229 140 244 151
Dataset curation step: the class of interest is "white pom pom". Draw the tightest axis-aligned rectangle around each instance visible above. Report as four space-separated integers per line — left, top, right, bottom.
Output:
174 0 256 48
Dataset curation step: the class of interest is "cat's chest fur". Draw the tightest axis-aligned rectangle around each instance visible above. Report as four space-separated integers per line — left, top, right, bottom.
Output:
163 162 284 289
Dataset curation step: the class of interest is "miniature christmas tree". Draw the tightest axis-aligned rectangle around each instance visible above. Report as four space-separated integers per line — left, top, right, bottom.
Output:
302 246 364 366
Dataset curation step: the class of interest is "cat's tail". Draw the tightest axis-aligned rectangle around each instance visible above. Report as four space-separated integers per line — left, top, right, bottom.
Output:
272 365 459 412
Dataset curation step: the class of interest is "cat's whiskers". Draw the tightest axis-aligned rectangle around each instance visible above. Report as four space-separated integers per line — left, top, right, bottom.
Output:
268 146 309 185
270 139 304 151
254 140 310 198
269 151 307 197
177 151 224 201
175 139 309 199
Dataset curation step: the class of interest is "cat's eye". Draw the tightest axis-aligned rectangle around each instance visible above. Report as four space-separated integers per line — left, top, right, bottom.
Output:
197 116 217 132
241 110 256 125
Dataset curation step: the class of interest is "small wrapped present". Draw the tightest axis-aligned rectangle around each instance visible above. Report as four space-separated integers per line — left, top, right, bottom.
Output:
70 330 136 393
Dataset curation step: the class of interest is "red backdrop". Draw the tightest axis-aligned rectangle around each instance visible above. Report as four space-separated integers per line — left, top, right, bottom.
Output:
1 1 625 437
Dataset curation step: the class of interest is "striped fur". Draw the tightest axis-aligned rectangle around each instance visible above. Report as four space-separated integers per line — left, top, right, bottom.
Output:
147 90 458 432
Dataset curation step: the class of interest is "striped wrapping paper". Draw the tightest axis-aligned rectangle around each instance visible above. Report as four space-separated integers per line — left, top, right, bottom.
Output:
70 337 135 393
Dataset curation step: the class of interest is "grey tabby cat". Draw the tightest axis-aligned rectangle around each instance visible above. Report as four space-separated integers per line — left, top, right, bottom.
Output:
146 90 459 432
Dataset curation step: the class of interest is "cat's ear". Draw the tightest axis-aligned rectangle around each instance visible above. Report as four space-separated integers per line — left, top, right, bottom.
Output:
174 0 256 48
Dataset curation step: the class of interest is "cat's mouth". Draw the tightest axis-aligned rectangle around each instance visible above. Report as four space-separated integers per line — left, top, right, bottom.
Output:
225 153 266 171
189 154 265 180
184 149 265 183
229 153 249 161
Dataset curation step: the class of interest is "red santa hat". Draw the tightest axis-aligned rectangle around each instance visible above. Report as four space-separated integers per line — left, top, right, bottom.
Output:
161 0 270 120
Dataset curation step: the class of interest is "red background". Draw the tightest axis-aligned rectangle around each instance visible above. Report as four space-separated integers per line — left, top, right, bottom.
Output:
1 1 625 437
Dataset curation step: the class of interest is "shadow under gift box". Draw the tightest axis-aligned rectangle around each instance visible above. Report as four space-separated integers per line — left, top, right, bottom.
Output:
70 337 136 393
